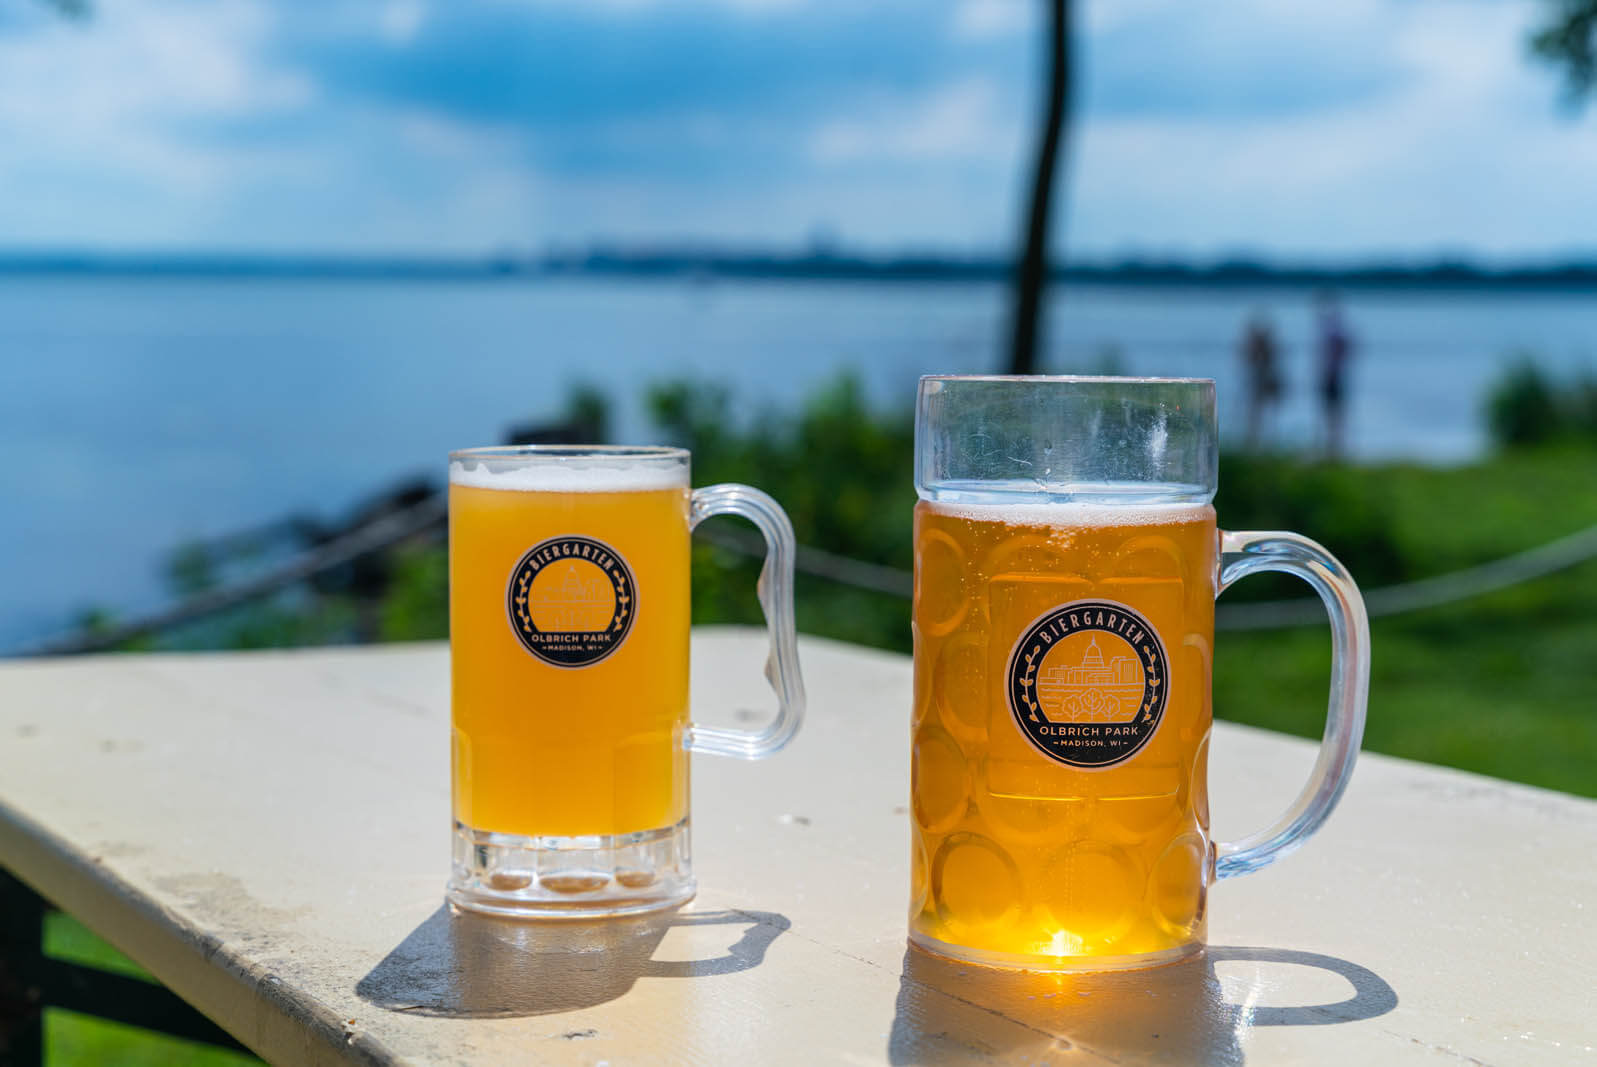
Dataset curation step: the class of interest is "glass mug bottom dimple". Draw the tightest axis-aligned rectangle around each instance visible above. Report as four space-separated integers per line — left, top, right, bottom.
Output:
450 823 697 919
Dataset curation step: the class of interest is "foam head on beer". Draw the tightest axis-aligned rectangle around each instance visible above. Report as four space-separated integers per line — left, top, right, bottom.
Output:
448 455 689 492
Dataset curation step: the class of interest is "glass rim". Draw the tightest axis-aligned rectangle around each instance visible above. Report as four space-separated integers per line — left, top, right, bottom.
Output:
448 444 688 462
919 374 1215 386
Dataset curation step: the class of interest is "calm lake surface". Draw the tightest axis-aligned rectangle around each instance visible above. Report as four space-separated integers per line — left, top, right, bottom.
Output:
3 274 1595 649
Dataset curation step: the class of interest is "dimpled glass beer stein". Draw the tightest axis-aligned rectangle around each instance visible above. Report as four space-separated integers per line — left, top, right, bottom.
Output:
447 446 804 918
911 376 1370 970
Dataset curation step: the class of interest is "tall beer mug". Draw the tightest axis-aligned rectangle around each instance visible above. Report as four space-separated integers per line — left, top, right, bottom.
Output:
447 446 804 918
911 377 1369 970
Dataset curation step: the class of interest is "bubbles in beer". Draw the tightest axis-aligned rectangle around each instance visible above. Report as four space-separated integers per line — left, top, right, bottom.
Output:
910 498 1217 965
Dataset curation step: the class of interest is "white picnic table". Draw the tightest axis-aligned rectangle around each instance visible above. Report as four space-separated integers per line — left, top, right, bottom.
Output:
0 628 1593 1065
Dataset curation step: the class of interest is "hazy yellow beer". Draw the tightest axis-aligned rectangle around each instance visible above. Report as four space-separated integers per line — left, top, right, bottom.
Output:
450 476 690 838
911 500 1217 964
447 446 805 919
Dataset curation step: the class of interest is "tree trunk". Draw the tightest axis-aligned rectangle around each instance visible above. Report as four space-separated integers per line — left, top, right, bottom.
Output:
1007 0 1072 376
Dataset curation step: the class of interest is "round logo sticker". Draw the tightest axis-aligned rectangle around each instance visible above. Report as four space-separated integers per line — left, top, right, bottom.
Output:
1006 599 1169 768
506 535 636 667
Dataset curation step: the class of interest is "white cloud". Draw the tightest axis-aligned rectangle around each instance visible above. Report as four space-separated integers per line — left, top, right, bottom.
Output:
808 77 1021 164
0 0 310 124
951 0 1032 40
490 0 807 13
0 0 312 211
0 0 550 251
1081 0 1185 34
0 0 1593 256
378 0 429 45
1068 0 1597 257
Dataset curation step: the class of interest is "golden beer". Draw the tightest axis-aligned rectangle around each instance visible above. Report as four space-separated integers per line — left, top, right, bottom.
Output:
911 499 1218 966
449 471 691 839
447 445 803 919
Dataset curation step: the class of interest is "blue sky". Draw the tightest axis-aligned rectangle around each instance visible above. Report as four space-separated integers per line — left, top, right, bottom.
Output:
1 0 1594 259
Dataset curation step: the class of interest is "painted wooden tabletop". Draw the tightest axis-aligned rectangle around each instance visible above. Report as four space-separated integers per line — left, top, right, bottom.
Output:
0 629 1593 1065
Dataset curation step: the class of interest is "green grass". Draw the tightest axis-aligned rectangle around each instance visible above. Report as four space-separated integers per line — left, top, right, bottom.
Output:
46 1011 260 1067
1372 443 1597 571
1213 443 1597 798
44 911 156 981
41 913 261 1066
1214 565 1597 797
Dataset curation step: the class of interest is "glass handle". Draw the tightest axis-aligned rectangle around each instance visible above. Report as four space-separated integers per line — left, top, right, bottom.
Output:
685 484 806 759
1213 530 1370 879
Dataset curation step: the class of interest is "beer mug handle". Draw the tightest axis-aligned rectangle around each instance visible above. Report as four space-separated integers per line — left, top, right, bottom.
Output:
1212 530 1371 879
685 484 806 759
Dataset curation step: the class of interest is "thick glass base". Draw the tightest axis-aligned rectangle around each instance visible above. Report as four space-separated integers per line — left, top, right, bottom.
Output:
908 928 1204 973
448 818 694 919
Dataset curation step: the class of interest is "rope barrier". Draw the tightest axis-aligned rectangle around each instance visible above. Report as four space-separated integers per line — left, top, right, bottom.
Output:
14 495 1597 656
693 523 914 598
1214 520 1597 630
703 520 1597 632
18 497 446 657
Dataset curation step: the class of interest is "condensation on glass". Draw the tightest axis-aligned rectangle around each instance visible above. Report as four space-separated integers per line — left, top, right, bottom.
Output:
911 376 1370 970
447 445 804 918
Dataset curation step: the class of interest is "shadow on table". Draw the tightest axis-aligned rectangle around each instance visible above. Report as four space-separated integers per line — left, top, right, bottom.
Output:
889 944 1398 1065
356 905 789 1018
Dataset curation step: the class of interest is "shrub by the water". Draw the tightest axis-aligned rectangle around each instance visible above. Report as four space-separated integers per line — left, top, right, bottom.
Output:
1487 358 1561 447
647 375 917 650
1485 356 1597 449
1214 452 1409 597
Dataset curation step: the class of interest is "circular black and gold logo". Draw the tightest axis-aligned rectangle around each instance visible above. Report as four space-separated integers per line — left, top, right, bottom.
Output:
1006 599 1169 768
506 535 636 668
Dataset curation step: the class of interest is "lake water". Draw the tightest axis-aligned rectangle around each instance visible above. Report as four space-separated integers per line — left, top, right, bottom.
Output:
3 275 1595 650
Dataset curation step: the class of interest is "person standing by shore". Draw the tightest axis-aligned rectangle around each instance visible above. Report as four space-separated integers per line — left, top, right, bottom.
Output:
1316 292 1354 459
1239 312 1283 451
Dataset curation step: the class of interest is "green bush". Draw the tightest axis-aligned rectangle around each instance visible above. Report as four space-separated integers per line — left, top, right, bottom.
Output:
379 546 449 642
649 374 916 650
1485 356 1597 449
1486 358 1562 447
1215 453 1409 596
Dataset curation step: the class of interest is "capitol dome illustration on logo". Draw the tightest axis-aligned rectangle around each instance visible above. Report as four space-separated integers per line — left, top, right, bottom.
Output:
527 559 616 633
1035 635 1145 722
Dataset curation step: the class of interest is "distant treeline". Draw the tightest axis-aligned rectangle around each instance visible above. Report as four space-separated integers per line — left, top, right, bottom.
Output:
8 248 1597 290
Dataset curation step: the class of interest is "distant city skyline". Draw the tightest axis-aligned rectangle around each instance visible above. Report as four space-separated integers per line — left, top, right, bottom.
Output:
1 0 1594 259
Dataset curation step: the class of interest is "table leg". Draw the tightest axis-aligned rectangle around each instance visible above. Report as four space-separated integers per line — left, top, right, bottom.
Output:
0 867 45 1066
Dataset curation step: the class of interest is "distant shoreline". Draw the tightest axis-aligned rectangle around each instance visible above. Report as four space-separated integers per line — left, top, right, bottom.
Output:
5 250 1597 291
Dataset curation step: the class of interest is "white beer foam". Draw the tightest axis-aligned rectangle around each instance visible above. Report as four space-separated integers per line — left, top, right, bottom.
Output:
449 457 688 492
922 498 1212 528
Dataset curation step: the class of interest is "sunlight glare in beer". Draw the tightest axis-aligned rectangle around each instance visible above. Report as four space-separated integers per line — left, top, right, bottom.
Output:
1048 929 1084 957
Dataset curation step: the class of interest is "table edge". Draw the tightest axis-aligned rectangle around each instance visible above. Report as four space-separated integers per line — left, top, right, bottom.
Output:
0 798 403 1066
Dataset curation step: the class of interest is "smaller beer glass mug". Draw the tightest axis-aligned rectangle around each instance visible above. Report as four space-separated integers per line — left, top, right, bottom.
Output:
911 377 1369 970
447 446 804 918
